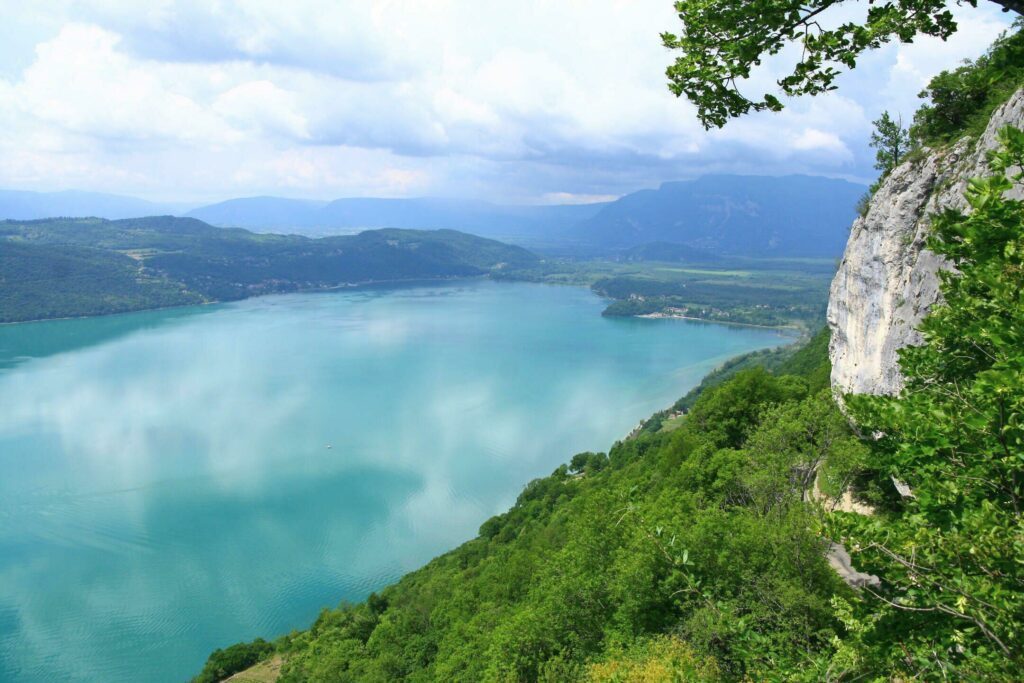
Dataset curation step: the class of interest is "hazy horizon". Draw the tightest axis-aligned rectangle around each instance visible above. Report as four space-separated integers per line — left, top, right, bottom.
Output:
0 170 871 213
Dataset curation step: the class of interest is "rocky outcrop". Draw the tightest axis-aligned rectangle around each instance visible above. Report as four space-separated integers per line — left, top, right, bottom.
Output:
827 542 881 589
828 89 1024 396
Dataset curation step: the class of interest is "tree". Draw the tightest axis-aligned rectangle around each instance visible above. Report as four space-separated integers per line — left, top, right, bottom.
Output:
663 0 1024 129
911 24 1024 144
833 127 1024 679
869 111 911 174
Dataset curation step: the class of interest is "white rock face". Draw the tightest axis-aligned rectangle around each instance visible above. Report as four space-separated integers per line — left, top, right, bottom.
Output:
828 89 1024 396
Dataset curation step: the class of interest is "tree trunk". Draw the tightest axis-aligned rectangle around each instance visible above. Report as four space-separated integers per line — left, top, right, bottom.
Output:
989 0 1024 14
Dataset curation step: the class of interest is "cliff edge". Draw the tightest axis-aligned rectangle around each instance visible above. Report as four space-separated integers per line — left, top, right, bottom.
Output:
828 88 1024 395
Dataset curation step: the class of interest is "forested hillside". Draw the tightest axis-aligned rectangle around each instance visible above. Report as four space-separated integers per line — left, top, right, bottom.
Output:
0 217 537 322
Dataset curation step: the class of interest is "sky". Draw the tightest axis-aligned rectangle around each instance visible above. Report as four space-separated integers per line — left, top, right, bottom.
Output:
0 1 1013 205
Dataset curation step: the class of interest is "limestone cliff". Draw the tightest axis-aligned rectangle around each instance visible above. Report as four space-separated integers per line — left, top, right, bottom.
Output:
828 89 1024 395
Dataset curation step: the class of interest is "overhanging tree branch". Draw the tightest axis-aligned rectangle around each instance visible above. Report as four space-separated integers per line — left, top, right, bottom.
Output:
990 0 1024 14
664 0 1023 128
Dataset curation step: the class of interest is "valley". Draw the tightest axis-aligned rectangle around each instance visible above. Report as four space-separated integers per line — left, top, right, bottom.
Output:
1 3 1022 682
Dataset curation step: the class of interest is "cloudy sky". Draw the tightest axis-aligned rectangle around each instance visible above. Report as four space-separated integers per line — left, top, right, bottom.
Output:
0 1 1013 205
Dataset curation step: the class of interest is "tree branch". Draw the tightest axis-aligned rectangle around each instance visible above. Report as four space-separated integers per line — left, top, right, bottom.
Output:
989 0 1024 14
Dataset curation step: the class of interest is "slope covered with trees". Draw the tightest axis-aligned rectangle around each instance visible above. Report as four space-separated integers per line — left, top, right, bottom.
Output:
0 217 538 322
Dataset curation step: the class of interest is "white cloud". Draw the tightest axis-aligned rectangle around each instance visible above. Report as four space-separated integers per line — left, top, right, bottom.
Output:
229 148 432 196
793 129 850 155
0 1 1014 202
213 80 309 140
541 192 620 205
13 24 231 144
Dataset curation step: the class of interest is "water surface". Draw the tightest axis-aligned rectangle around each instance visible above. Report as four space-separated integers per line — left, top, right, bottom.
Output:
0 281 788 682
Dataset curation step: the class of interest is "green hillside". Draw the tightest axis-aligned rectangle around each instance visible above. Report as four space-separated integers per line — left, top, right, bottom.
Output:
0 240 201 322
0 217 538 322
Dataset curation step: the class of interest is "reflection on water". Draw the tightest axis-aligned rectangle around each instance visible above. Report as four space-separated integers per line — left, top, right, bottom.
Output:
0 281 788 682
0 306 218 370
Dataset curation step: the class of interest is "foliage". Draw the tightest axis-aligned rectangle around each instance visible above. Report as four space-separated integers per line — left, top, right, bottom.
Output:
774 325 832 390
911 23 1024 146
569 451 609 475
585 636 720 682
0 240 201 322
0 217 538 322
831 126 1024 679
192 638 274 683
870 111 912 174
660 0 1019 128
628 327 832 458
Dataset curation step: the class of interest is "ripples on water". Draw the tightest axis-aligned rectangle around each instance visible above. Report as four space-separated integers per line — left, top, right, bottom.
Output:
0 281 788 682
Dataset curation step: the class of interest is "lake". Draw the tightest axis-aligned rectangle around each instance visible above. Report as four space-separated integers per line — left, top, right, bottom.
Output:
0 281 789 682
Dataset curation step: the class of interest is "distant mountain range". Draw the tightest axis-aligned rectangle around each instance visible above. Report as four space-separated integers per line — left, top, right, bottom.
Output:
0 174 866 258
0 189 188 220
574 175 865 257
185 197 607 241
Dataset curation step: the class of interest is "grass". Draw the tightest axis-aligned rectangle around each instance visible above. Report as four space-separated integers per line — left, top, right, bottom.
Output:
658 413 687 433
225 656 282 683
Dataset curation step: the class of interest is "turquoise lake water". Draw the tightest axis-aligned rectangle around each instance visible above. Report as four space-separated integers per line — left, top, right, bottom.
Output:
0 280 789 682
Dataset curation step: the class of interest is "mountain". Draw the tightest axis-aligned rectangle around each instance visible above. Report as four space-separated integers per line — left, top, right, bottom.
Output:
0 189 188 220
187 197 608 239
186 177 863 256
0 216 538 323
0 176 862 257
179 196 328 229
574 174 866 257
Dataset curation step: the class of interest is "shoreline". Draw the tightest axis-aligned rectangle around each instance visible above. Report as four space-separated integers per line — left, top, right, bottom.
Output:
0 275 487 327
3 277 805 338
2 278 808 343
633 311 803 334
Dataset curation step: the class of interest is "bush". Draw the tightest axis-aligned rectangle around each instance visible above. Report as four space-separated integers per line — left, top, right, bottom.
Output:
911 23 1024 146
192 638 273 683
